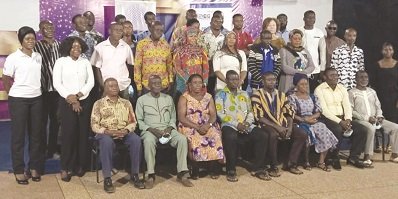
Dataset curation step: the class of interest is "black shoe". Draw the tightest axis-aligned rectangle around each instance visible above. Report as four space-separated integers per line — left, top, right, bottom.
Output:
15 174 29 185
31 170 41 182
332 159 342 171
177 171 194 187
61 170 71 182
347 159 365 169
131 174 145 189
76 168 86 177
104 177 115 193
145 174 155 189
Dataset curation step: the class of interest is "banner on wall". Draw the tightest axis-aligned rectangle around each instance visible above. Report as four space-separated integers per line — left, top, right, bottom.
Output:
189 0 234 30
115 0 156 31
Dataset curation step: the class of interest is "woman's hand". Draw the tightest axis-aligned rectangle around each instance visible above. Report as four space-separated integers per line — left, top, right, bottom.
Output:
198 123 211 135
303 116 317 125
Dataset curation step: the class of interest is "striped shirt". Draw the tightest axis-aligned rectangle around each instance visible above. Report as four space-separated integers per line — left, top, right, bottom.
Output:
248 44 281 89
34 40 60 92
251 89 294 127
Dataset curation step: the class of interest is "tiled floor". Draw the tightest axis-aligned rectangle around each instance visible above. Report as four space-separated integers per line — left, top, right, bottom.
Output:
2 153 398 199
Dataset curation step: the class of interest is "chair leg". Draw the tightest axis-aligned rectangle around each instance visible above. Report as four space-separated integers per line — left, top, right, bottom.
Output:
381 129 385 161
95 144 100 183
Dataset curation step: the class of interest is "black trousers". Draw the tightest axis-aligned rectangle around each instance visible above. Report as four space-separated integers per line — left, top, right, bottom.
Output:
41 91 60 158
221 126 269 172
206 60 216 97
322 118 367 161
8 96 43 174
262 125 307 166
309 73 321 93
59 98 91 171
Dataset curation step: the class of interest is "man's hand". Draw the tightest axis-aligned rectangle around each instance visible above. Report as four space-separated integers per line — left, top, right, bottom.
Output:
285 126 293 139
368 116 377 124
71 102 82 113
339 119 352 130
148 128 163 138
163 126 174 135
237 123 246 132
66 94 78 104
377 117 384 124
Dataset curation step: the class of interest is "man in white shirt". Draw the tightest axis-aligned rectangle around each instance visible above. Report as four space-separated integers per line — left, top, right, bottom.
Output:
349 71 398 165
298 10 326 92
91 22 134 99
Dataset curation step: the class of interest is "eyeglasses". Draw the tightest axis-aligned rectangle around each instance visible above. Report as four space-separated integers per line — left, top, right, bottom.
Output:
327 27 337 30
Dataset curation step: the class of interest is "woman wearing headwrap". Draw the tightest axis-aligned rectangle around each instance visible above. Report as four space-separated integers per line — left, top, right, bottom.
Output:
2 26 43 184
288 73 338 172
173 26 209 95
278 29 315 93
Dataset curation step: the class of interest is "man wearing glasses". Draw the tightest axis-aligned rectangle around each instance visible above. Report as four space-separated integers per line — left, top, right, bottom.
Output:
319 20 345 71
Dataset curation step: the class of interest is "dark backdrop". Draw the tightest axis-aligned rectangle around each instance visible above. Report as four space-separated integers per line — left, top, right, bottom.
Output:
333 0 398 86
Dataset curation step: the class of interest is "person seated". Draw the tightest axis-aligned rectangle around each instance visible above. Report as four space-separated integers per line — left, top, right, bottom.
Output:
215 70 270 182
348 71 398 164
177 74 224 180
314 68 367 169
91 78 144 193
288 74 338 172
135 75 193 189
251 72 308 175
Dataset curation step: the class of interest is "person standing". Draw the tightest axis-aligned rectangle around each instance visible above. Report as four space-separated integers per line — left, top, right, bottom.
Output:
83 11 104 45
134 21 173 96
330 28 364 90
318 20 345 71
68 14 96 60
232 13 253 56
91 22 134 99
374 42 398 123
3 26 43 184
298 10 326 92
276 14 290 44
53 36 95 181
34 20 61 160
201 16 225 95
171 9 197 50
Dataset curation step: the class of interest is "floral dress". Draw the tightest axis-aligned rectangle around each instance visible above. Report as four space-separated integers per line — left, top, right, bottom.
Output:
178 92 224 161
288 93 338 153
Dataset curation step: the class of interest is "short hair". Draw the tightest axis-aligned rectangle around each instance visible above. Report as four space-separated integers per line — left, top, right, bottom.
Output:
226 70 239 79
345 27 357 34
59 36 89 57
260 30 272 37
122 20 132 25
186 9 196 14
324 67 337 75
104 77 118 86
152 21 163 27
39 20 53 29
277 13 287 19
17 26 36 44
83 11 94 17
187 74 203 84
304 10 315 17
110 21 123 28
211 15 222 22
149 75 161 82
144 11 155 21
232 13 243 19
382 42 394 49
114 14 126 22
326 20 337 27
262 17 280 32
72 14 84 24
355 70 368 79
262 71 276 78
213 10 222 17
186 18 199 27
289 29 303 38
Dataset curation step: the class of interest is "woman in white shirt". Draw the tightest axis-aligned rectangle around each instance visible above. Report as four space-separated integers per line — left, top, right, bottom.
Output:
2 26 43 184
53 36 94 181
3 26 44 185
213 31 247 91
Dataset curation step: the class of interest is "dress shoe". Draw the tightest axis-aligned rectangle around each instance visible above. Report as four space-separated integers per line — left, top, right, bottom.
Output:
131 174 145 189
347 159 365 169
145 174 155 189
60 170 71 182
76 168 86 177
15 174 29 185
104 177 115 193
332 159 342 170
177 171 194 187
31 170 41 182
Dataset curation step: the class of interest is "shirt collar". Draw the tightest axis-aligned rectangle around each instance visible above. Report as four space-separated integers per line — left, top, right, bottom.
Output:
104 95 121 103
104 38 126 47
16 48 40 58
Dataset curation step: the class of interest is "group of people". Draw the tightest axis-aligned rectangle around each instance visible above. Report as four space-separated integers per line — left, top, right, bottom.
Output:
2 7 398 194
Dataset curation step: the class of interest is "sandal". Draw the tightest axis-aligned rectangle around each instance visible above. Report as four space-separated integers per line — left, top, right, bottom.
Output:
303 162 312 171
316 162 331 172
226 171 238 182
252 170 271 181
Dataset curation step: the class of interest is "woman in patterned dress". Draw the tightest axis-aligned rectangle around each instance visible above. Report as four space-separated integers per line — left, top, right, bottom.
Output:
173 27 209 96
288 73 338 172
177 74 224 179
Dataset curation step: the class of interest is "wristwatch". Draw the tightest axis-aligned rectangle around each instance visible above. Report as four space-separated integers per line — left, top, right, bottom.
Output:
209 122 213 127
